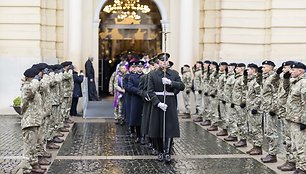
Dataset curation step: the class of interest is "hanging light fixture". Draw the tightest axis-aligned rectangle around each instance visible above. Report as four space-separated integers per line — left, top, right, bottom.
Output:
103 0 150 20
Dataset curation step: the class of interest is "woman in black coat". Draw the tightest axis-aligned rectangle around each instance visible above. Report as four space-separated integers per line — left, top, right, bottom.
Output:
70 70 84 116
147 53 185 163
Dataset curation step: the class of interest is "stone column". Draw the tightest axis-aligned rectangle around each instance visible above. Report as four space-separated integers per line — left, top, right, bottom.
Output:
179 0 194 67
67 0 82 69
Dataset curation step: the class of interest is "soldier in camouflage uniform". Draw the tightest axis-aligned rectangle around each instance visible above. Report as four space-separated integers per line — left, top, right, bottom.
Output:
227 63 248 147
260 60 280 163
276 61 296 171
216 62 228 136
245 63 263 155
203 61 219 131
181 65 193 118
286 62 306 174
193 61 204 122
109 71 116 95
223 63 237 141
201 60 212 125
113 63 127 124
21 68 46 174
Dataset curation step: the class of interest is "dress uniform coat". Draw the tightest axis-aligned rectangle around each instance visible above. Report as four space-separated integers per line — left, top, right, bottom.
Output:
123 73 132 123
127 72 144 126
139 73 152 135
147 68 185 138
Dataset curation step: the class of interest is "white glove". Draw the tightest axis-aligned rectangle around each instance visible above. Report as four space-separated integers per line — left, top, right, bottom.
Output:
157 102 168 112
162 77 172 85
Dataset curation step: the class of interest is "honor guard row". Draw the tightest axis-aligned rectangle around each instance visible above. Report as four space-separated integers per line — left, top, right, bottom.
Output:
180 60 306 174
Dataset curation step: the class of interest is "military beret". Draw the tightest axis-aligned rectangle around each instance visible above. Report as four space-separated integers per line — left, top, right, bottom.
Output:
38 63 48 70
228 63 237 67
184 64 190 68
219 62 228 66
169 61 174 67
55 64 64 70
24 68 37 78
247 63 259 70
291 61 306 70
203 60 211 64
129 61 137 67
196 61 203 65
136 60 145 66
210 61 218 67
148 59 155 65
236 63 246 68
61 61 72 67
157 53 170 61
282 61 294 67
262 60 275 67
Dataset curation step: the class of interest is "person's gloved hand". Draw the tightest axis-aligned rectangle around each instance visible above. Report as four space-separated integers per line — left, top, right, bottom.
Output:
90 79 94 82
157 102 168 112
198 90 202 94
240 103 246 108
204 92 208 96
283 71 291 79
300 123 306 131
186 90 190 94
222 100 226 104
210 94 216 98
258 66 263 74
34 75 40 81
243 69 248 77
269 111 276 116
251 109 257 115
276 66 283 75
231 103 235 108
162 77 172 85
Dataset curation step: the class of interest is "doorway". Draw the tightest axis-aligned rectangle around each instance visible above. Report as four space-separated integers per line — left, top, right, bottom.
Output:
97 0 162 97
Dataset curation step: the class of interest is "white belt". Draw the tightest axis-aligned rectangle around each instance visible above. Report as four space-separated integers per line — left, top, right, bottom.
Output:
155 92 175 96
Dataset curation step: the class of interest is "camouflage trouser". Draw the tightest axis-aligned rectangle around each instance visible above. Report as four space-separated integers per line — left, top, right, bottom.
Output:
51 105 62 130
22 126 39 173
194 91 203 115
290 122 306 171
37 117 47 156
203 94 210 117
218 101 226 129
207 97 219 124
114 98 123 120
224 103 233 134
228 104 238 137
280 119 294 163
248 110 263 147
263 112 278 155
235 105 248 140
182 90 191 114
61 97 71 120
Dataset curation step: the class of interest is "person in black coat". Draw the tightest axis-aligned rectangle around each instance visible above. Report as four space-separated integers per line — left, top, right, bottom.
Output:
70 68 84 116
85 57 99 101
147 53 185 163
127 61 145 143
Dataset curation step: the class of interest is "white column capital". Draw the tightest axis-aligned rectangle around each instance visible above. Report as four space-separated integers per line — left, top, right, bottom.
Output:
93 20 101 27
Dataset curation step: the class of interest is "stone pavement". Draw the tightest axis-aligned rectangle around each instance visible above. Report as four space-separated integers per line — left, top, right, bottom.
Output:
0 115 290 174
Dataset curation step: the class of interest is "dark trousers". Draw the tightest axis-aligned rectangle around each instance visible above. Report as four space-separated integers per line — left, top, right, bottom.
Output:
70 97 79 116
88 81 99 101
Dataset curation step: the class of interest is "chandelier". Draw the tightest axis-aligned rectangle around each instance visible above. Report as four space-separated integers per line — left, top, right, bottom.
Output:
103 0 150 20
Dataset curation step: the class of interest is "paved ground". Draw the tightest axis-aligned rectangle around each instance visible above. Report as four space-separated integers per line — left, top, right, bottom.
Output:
0 115 289 174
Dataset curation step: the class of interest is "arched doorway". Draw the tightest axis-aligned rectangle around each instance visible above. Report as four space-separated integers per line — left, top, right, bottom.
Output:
97 0 163 96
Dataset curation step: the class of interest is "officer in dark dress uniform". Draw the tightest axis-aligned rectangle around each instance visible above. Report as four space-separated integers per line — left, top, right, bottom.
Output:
147 53 185 163
123 62 137 135
127 61 145 143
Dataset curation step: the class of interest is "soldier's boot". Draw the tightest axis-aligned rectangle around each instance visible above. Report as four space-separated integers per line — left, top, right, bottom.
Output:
216 129 228 136
31 164 46 173
53 137 64 143
249 146 262 155
224 135 238 142
46 141 60 149
151 148 158 156
54 131 64 138
140 136 146 145
200 120 211 126
279 162 296 171
157 153 164 162
193 116 203 122
207 125 218 131
261 154 277 163
277 161 289 170
234 139 247 147
293 169 306 174
212 122 218 127
38 157 51 166
39 151 52 158
164 138 173 164
65 118 74 124
58 127 69 132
